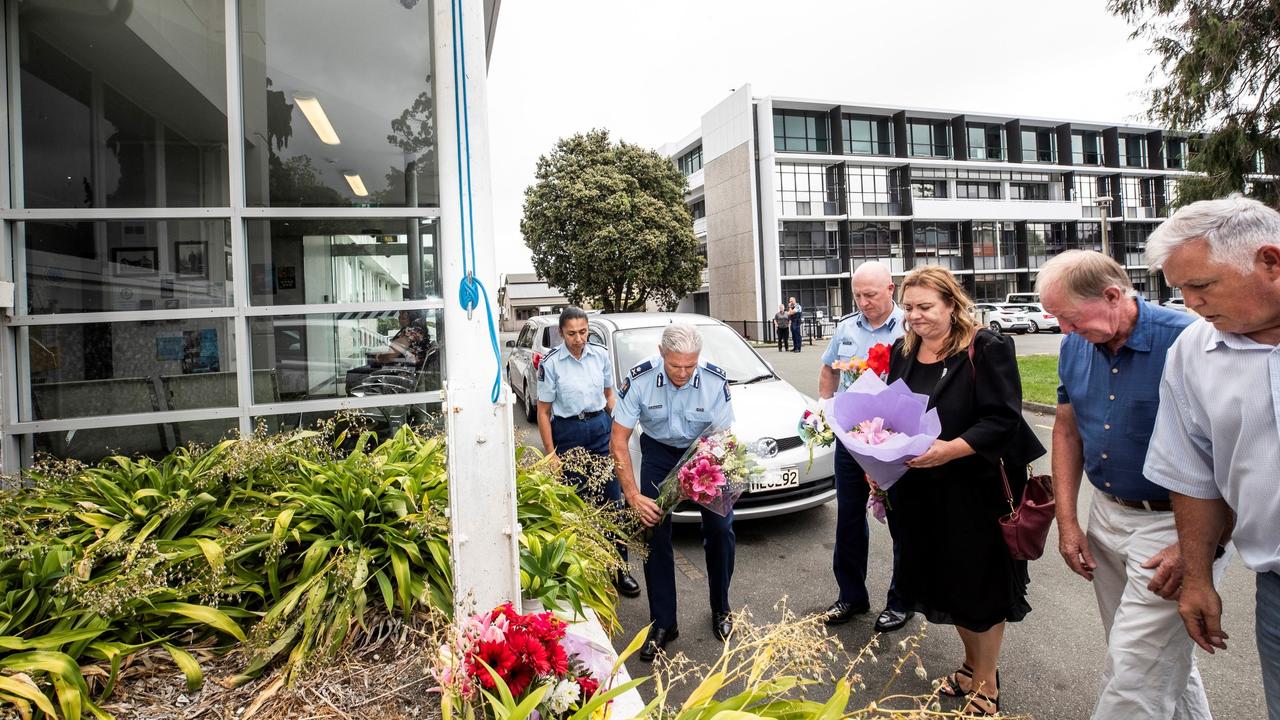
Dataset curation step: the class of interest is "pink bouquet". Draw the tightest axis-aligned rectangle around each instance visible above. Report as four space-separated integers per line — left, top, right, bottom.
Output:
850 417 896 445
652 430 760 520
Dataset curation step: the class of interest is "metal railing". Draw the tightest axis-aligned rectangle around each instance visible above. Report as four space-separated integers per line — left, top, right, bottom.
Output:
721 317 829 346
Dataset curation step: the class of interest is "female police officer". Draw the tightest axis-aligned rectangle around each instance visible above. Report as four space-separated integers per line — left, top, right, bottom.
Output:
536 307 641 599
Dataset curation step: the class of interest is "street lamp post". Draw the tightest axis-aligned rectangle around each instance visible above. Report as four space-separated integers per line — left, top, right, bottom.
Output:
1095 196 1113 258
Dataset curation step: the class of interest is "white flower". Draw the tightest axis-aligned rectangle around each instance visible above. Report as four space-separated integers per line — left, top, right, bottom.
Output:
546 679 582 714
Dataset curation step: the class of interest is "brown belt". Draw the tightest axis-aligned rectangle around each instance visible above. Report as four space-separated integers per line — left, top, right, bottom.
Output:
1102 492 1172 512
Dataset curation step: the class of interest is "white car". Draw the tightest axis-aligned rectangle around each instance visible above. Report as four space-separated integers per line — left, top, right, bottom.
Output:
1162 297 1188 313
1006 303 1060 333
505 315 561 422
973 303 1032 334
588 313 836 522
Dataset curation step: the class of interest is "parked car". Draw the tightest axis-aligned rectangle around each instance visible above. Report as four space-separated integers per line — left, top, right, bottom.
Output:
1004 292 1040 305
588 313 836 522
504 316 561 422
1162 297 1189 313
1005 303 1060 333
973 303 1032 334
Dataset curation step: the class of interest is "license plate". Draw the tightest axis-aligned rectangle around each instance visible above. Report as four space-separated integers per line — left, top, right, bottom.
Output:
751 466 799 493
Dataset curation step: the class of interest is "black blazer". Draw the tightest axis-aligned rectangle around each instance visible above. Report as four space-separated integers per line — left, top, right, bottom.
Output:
886 329 1046 476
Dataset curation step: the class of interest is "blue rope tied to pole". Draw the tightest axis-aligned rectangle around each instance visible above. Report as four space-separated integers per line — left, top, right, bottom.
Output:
450 0 503 404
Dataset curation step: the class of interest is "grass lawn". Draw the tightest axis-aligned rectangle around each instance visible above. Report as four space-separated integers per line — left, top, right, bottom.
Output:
1018 354 1059 407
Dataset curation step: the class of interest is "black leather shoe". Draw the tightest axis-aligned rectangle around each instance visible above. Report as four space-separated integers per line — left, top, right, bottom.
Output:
822 600 870 625
638 626 678 663
614 572 641 598
712 611 733 641
874 607 915 632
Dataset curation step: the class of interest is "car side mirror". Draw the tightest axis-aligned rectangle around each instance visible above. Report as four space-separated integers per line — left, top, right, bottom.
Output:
504 340 515 348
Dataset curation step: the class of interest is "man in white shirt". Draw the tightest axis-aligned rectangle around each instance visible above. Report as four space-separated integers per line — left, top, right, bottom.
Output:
1142 194 1280 720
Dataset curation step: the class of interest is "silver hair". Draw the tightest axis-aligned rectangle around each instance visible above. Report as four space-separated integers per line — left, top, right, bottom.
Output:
1035 250 1137 300
1146 194 1280 271
660 323 703 355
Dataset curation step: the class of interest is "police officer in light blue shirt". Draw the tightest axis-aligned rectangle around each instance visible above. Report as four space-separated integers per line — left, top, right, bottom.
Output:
536 307 640 599
816 260 911 633
611 322 735 662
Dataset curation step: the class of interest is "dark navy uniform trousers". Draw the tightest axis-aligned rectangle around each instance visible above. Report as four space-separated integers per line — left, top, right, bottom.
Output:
639 434 735 630
834 445 906 610
550 412 627 562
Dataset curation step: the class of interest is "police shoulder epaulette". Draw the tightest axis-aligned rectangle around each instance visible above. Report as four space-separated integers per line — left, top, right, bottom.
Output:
839 311 859 323
700 361 728 379
628 360 656 379
587 340 607 349
543 346 561 361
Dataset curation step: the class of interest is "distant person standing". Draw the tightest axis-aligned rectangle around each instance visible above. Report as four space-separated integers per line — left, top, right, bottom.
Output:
774 304 790 351
788 297 804 352
537 307 641 599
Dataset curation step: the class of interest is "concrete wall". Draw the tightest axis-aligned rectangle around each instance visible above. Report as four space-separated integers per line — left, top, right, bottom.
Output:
704 142 759 327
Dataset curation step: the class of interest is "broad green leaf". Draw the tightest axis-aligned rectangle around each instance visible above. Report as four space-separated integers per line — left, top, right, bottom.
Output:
149 603 246 643
162 644 204 691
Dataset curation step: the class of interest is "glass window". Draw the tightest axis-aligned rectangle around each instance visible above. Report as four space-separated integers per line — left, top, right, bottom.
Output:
690 199 706 221
972 222 1016 270
780 279 844 321
910 180 948 198
1122 135 1147 167
1026 222 1070 267
1009 182 1050 201
776 164 840 216
973 273 1021 302
1072 131 1102 165
1022 128 1056 163
842 114 893 155
846 166 900 215
848 222 905 273
1166 138 1185 169
773 111 830 153
967 124 1004 161
955 181 1001 200
249 310 442 402
1073 175 1107 217
26 318 239 421
907 120 950 158
241 0 438 207
912 223 963 270
255 403 442 437
779 222 840 276
246 217 439 305
30 417 241 463
21 220 232 315
677 146 703 175
16 1 230 208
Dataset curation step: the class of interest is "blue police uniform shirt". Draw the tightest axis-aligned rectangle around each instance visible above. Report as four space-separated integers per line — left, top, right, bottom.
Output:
820 305 907 391
1056 298 1194 502
536 341 613 418
612 355 735 447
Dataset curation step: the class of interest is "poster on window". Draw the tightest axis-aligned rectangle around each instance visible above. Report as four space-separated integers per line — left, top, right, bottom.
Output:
182 328 220 374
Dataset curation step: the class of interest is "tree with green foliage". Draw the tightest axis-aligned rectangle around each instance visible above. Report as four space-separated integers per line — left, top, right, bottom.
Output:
521 129 704 312
1112 0 1280 206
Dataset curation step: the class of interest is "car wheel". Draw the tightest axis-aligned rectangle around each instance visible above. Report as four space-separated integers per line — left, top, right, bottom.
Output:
523 382 537 422
1028 319 1040 333
988 321 1002 333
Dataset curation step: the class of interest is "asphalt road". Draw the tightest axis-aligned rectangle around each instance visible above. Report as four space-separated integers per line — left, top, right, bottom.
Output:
503 332 1266 718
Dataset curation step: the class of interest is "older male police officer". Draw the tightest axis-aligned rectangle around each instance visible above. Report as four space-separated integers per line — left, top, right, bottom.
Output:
611 323 736 662
537 307 641 598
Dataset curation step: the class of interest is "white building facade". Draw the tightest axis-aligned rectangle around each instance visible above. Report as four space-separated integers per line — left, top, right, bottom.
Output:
663 85 1193 333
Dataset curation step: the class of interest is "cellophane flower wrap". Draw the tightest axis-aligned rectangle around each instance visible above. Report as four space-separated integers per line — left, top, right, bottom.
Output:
432 603 610 718
829 372 942 491
796 406 836 470
654 430 760 518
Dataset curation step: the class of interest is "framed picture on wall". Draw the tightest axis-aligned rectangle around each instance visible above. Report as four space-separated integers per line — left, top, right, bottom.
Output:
110 247 158 276
174 241 208 278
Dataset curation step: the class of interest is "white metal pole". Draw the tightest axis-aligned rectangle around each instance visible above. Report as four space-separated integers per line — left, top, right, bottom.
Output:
433 0 521 619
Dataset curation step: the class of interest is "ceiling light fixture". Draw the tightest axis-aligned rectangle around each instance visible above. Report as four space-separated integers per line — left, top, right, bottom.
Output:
343 172 368 197
293 95 341 145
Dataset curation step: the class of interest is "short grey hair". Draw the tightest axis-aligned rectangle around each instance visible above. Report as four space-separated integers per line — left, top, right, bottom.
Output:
1036 250 1136 301
1147 194 1280 271
660 323 703 355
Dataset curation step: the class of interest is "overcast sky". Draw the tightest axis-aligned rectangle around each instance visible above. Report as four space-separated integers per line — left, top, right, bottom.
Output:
485 0 1160 275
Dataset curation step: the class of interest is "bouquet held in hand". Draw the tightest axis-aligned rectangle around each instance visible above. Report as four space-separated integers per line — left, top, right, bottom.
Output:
652 430 760 520
797 406 836 470
829 372 942 491
831 342 892 385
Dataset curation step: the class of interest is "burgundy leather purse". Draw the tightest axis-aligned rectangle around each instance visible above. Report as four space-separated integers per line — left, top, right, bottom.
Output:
967 339 1056 561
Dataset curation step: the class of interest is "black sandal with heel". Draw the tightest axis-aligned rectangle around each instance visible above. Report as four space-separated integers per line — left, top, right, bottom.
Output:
936 663 974 698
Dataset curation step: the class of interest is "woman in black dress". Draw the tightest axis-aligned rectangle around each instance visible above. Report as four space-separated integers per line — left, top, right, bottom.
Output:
886 266 1045 716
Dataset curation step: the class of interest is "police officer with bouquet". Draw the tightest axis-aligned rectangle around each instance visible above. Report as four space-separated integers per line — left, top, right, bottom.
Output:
611 323 736 662
536 307 641 599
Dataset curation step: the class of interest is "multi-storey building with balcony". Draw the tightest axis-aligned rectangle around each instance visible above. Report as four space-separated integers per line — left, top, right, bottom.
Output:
660 85 1193 330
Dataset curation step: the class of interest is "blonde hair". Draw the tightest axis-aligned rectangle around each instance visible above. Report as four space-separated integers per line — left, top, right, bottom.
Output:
899 265 979 359
1035 250 1135 302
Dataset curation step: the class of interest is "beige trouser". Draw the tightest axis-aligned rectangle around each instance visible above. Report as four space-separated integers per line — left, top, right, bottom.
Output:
1088 491 1232 720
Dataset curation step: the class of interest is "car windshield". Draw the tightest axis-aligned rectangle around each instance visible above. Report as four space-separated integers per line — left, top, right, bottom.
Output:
611 325 773 383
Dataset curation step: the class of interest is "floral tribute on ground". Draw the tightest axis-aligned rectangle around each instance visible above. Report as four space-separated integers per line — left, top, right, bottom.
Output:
434 603 611 718
829 372 942 491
